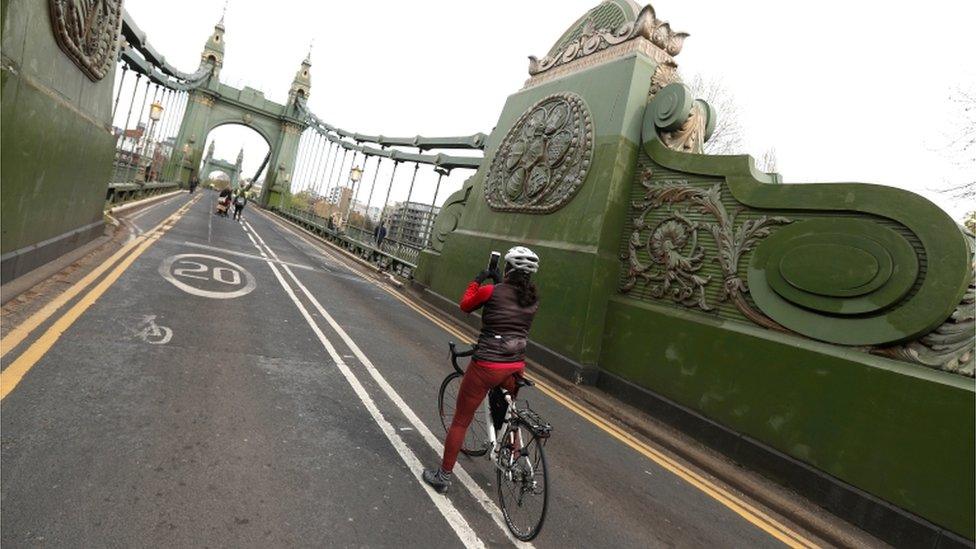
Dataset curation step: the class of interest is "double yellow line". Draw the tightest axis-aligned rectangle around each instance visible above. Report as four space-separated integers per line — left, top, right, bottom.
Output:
0 196 199 400
258 210 819 548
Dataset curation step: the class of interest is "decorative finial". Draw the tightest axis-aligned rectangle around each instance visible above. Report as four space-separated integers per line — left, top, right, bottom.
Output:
219 0 228 25
305 39 314 63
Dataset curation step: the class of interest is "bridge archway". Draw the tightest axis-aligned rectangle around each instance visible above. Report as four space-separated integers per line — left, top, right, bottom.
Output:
200 123 271 191
165 19 311 207
205 169 232 189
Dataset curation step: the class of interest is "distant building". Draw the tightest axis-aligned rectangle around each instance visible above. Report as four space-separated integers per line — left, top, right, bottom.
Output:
386 201 441 248
326 185 354 215
350 200 383 223
114 123 145 153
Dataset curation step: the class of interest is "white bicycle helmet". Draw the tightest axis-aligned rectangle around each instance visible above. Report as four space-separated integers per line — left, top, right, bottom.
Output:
504 246 539 274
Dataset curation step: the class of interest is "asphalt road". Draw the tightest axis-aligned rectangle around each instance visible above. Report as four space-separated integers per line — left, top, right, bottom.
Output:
1 191 804 548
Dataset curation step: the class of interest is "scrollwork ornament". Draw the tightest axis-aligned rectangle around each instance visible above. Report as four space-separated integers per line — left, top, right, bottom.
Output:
485 93 593 213
622 169 792 326
872 239 975 377
528 5 687 77
49 0 124 81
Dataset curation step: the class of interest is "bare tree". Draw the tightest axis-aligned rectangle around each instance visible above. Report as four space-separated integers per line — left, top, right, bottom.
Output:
685 74 779 174
757 147 777 173
931 86 976 226
939 87 976 201
686 74 744 155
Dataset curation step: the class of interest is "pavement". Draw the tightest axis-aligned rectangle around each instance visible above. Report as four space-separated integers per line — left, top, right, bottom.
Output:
1 190 857 548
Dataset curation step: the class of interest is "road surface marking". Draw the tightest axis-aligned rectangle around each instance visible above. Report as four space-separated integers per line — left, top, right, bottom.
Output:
238 221 487 549
359 283 818 548
255 208 819 549
208 192 214 243
132 315 173 345
0 196 194 360
243 219 531 548
180 241 315 271
1 196 200 400
158 253 257 299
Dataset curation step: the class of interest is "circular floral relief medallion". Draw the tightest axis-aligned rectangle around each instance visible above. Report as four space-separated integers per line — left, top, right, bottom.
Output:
485 93 593 213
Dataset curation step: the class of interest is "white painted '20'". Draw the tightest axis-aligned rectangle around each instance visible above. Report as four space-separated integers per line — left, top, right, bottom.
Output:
159 253 256 299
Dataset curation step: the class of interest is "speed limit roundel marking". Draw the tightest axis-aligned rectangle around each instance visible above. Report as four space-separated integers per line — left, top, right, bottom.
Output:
159 253 257 299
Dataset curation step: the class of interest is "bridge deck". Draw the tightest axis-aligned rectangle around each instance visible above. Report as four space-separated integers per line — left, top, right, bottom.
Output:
1 191 828 548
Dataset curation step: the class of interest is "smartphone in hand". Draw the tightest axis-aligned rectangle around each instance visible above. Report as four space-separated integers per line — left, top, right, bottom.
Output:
488 251 500 273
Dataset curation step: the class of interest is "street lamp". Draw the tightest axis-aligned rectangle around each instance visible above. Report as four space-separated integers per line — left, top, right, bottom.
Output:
143 101 164 181
149 101 164 122
349 165 363 184
341 165 364 228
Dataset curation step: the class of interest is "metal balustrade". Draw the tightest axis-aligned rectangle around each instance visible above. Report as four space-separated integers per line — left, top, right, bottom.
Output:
274 206 423 277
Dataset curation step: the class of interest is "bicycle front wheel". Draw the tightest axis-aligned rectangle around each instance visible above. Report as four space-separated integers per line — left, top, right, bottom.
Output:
437 372 488 457
496 430 549 541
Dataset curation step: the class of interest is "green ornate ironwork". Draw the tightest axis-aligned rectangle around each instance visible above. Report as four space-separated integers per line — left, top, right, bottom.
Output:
485 93 593 213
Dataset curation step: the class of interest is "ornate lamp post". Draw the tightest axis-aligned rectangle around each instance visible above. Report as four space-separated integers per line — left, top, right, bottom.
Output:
341 164 363 228
143 101 164 181
180 142 192 184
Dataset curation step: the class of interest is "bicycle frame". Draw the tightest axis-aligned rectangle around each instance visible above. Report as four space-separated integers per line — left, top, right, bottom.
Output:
447 341 537 480
485 391 535 482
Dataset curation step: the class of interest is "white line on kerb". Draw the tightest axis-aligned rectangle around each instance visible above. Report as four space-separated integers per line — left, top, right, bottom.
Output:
239 220 487 549
127 193 182 223
244 218 533 548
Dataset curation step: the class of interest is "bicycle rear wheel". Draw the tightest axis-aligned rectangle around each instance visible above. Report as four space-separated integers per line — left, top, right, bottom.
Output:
496 429 549 541
437 372 488 457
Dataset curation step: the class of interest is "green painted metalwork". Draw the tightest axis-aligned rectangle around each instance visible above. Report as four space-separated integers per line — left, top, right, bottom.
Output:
416 2 975 540
643 136 971 346
600 296 975 540
754 219 918 316
1 0 120 281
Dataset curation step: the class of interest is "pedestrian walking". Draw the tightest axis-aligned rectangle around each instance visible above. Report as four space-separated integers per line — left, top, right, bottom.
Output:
374 222 387 248
233 190 248 220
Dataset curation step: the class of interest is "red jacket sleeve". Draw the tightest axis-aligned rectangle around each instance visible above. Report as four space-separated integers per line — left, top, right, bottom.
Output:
459 281 494 313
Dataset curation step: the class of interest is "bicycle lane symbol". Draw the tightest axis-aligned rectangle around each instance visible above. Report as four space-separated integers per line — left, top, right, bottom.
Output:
135 315 173 345
158 253 256 299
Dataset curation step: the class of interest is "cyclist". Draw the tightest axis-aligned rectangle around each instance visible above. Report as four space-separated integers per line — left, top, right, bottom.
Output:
423 246 540 493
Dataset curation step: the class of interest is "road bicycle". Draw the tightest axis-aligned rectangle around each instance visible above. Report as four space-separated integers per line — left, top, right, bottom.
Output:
438 342 551 541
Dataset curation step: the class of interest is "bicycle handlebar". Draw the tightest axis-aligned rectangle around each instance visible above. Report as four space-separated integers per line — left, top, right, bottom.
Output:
448 341 474 374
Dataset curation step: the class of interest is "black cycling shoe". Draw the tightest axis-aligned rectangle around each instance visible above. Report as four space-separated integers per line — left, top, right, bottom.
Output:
422 468 452 494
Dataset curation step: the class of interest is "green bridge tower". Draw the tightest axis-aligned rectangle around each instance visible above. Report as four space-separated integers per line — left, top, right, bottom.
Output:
165 17 308 207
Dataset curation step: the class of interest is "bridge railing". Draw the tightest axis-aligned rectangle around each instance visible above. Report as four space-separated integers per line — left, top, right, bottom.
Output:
275 206 423 277
106 181 180 206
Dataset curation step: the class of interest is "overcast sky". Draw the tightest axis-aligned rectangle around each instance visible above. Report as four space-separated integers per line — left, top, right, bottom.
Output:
119 0 975 218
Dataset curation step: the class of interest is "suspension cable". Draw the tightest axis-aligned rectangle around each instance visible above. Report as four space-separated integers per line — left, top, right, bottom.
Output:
424 168 449 248
394 162 421 245
317 139 336 194
360 156 384 234
112 65 129 120
377 160 401 250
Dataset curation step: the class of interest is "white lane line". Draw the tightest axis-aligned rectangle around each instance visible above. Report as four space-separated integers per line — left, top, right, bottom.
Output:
208 192 214 244
180 241 316 271
244 219 532 548
238 222 486 549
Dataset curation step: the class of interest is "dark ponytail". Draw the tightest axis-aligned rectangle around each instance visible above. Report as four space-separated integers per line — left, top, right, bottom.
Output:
506 270 538 308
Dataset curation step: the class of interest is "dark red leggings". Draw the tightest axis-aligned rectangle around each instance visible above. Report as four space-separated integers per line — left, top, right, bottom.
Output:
441 361 523 473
